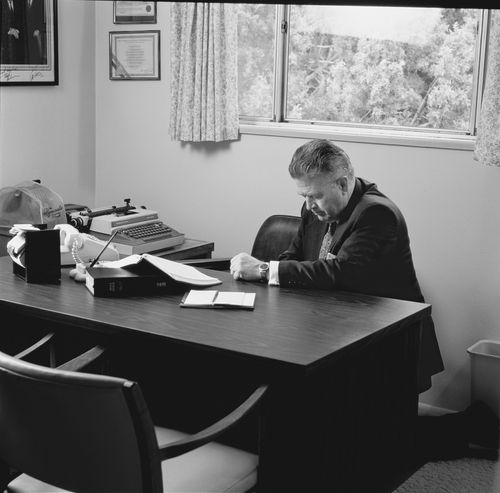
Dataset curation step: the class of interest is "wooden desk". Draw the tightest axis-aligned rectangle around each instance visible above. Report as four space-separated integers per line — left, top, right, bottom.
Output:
151 237 214 260
0 257 429 492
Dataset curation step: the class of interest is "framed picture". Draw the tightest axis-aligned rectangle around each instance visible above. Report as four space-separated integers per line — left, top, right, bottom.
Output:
109 30 160 81
113 1 156 24
0 0 58 85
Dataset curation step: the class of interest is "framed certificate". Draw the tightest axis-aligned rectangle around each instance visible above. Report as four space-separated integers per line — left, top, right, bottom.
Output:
109 30 160 81
113 1 157 24
0 0 58 85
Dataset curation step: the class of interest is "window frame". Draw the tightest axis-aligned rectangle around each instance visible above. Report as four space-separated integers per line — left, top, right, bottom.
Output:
239 6 491 151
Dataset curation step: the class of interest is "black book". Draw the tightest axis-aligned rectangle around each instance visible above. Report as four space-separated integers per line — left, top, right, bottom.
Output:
85 266 176 297
85 253 221 297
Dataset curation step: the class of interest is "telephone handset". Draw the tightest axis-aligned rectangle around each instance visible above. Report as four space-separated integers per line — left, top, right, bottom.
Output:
54 224 120 266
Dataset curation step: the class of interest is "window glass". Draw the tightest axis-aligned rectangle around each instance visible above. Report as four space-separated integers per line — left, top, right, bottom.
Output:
287 6 479 132
236 4 276 120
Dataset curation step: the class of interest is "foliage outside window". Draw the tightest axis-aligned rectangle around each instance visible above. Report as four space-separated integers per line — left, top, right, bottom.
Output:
237 5 487 143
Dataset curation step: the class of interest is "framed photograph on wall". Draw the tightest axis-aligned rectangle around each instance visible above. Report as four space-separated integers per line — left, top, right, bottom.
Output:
109 30 160 81
0 0 58 85
113 1 157 24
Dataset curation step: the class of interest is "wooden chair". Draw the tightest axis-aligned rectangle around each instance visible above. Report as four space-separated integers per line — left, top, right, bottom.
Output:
184 214 301 271
0 334 268 493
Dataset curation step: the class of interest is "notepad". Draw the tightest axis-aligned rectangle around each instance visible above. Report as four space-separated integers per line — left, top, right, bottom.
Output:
180 290 256 310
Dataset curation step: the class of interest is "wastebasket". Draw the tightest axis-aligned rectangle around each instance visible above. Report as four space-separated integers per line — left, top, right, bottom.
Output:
467 340 500 417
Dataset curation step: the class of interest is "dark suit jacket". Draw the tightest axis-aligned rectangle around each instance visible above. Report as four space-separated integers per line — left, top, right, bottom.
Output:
1 0 26 64
25 0 46 64
279 177 444 391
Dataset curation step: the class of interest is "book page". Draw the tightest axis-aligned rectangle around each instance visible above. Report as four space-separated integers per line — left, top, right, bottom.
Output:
182 290 218 306
97 254 143 268
143 254 221 285
215 292 256 308
99 254 221 286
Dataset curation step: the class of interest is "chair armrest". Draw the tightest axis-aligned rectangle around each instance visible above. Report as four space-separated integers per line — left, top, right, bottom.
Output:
158 384 268 461
15 332 56 365
57 345 106 372
179 258 230 271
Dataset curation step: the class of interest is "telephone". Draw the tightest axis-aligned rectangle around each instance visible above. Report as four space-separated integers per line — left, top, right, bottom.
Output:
54 224 120 266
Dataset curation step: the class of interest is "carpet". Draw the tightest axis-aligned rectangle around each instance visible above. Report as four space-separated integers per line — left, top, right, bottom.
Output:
394 457 499 493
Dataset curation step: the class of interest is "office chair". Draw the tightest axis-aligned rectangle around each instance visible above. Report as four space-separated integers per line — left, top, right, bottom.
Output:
0 334 268 493
184 214 301 271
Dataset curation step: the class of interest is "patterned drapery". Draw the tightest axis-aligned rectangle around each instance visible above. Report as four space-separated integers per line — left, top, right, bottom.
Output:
169 3 239 143
474 10 500 167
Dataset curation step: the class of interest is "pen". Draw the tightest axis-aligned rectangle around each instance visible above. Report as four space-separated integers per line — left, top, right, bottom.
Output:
88 230 119 268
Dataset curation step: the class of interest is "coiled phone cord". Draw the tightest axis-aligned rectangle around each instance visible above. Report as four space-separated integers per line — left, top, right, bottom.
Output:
69 238 87 282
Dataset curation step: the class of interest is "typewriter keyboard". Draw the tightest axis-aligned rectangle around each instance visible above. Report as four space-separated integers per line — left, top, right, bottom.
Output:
119 221 174 242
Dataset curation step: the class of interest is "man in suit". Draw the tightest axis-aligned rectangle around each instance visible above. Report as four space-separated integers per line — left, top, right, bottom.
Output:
231 139 498 459
270 142 425 300
231 138 443 388
231 140 422 294
25 0 46 65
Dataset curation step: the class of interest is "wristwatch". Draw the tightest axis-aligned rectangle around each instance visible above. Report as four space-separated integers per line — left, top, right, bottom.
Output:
258 262 269 282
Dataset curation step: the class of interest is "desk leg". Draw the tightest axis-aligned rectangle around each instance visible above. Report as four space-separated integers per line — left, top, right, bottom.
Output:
258 325 419 493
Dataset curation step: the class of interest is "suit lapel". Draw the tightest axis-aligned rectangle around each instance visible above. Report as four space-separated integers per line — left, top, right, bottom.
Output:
303 178 369 259
330 178 364 254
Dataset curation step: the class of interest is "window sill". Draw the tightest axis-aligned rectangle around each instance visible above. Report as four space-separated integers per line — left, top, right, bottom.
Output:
239 121 476 152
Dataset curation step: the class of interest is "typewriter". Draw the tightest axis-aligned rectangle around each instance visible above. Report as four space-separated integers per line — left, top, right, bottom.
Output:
67 199 185 256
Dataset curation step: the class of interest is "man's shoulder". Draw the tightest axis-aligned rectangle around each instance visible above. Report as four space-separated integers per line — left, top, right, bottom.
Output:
354 177 405 220
357 178 397 206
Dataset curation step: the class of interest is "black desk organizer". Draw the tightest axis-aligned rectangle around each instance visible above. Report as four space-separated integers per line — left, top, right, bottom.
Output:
12 228 61 284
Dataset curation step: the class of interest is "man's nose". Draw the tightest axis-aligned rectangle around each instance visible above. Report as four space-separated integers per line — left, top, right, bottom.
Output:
305 197 316 210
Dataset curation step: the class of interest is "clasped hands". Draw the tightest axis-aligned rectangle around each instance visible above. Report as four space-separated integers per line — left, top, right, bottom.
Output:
230 253 261 281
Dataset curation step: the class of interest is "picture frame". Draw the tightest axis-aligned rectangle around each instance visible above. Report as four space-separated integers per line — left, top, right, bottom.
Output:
109 30 160 81
113 1 157 24
0 0 58 86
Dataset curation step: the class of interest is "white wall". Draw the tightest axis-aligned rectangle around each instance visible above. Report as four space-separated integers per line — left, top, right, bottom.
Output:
3 1 500 411
0 0 95 206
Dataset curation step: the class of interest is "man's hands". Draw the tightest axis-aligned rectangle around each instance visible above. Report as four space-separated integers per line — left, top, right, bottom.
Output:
230 253 261 281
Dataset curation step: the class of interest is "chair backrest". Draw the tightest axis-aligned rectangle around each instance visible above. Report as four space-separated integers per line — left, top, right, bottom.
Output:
0 351 162 493
251 214 301 262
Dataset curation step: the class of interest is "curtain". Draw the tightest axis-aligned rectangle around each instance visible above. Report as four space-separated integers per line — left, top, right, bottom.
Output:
474 10 500 167
169 3 239 143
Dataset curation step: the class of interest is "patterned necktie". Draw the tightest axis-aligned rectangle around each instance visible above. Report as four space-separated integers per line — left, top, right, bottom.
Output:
318 222 336 259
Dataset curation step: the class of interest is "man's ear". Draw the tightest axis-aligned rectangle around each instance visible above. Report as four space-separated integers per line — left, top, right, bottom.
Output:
336 176 349 193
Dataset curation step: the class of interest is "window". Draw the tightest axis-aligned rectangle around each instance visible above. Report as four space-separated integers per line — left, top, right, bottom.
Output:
236 5 489 146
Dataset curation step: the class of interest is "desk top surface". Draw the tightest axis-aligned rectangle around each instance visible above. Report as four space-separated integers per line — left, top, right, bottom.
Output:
0 257 430 375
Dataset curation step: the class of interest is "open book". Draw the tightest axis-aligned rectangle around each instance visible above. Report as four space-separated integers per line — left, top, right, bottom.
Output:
85 253 221 297
180 290 256 310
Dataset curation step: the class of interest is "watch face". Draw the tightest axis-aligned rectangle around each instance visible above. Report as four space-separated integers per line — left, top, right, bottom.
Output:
259 263 269 281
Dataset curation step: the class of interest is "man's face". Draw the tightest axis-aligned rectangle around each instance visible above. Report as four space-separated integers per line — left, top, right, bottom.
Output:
294 172 349 223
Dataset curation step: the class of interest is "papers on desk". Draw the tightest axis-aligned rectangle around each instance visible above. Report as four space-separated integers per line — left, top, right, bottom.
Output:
85 253 222 297
180 290 256 310
97 253 221 286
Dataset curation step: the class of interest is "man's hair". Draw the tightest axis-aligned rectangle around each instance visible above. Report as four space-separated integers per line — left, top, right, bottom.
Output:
288 139 354 180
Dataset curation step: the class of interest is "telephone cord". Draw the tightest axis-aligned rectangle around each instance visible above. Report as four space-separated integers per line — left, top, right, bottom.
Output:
69 239 87 282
